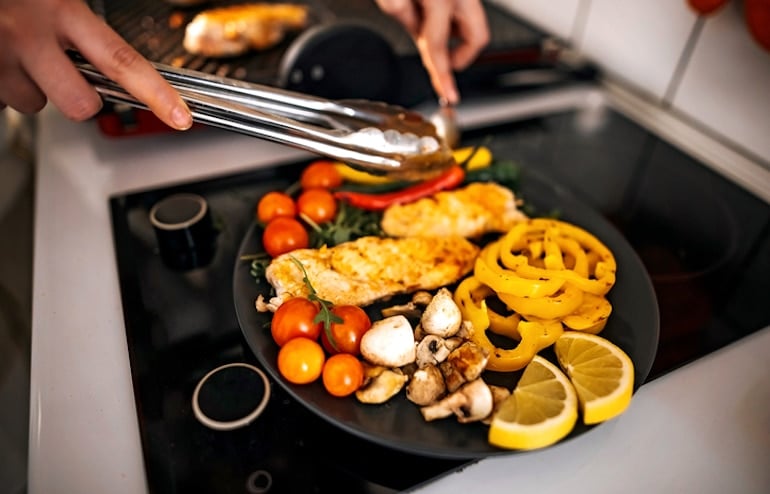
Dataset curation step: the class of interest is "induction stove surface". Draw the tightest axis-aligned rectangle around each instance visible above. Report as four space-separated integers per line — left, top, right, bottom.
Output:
109 87 770 492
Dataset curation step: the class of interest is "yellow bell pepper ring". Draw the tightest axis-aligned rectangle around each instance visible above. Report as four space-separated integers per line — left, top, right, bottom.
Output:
498 218 617 296
452 145 493 171
498 282 585 320
454 276 491 337
474 242 566 298
487 308 523 341
475 318 564 373
454 276 564 372
561 292 613 334
335 146 493 185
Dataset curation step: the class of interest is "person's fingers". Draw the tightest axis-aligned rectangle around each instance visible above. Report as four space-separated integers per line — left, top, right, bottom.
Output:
0 67 47 114
59 2 192 129
416 0 459 104
448 0 490 70
375 0 421 35
21 42 104 121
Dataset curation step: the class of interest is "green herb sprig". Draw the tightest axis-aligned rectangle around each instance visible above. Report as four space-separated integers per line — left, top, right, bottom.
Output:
289 256 342 345
305 201 384 248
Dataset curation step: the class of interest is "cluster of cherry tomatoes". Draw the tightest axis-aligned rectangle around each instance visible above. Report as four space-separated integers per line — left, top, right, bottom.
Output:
256 160 343 257
271 296 373 397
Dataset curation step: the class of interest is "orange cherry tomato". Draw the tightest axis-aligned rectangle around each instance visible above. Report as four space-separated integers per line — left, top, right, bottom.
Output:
297 188 338 224
277 337 326 384
322 353 365 397
271 297 322 347
256 191 296 223
262 217 309 257
300 160 343 190
321 305 372 356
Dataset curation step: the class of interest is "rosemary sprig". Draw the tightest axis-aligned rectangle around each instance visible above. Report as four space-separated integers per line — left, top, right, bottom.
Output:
241 252 271 284
289 256 343 344
306 201 384 248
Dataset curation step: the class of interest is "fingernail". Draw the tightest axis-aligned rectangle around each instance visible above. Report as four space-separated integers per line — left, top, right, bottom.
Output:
171 103 193 130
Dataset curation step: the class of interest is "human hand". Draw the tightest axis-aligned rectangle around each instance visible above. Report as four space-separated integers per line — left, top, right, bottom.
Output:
0 0 192 130
375 0 490 105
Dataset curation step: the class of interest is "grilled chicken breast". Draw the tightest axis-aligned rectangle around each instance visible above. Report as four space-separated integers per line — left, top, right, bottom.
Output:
381 182 527 238
183 3 309 57
265 235 479 307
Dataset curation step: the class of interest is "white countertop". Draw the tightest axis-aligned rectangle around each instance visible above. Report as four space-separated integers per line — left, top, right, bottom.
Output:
29 104 770 494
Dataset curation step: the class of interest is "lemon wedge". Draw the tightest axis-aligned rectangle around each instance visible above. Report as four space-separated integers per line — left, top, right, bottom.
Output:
554 331 635 425
488 355 578 450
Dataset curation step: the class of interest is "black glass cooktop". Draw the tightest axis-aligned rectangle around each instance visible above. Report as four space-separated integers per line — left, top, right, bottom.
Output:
110 101 770 493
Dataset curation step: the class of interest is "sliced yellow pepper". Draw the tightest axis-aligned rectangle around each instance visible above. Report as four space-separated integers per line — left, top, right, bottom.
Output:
498 218 617 296
474 242 566 298
498 282 585 320
335 146 493 185
452 145 493 171
333 162 392 185
561 292 612 334
454 275 564 372
454 276 491 336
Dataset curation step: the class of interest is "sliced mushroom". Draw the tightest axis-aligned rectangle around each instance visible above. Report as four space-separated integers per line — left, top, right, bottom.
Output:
444 336 465 352
355 364 408 404
381 301 422 319
360 315 416 368
440 341 489 393
406 364 446 406
420 378 494 423
415 334 452 368
420 287 463 338
412 291 434 306
413 323 427 342
456 320 473 340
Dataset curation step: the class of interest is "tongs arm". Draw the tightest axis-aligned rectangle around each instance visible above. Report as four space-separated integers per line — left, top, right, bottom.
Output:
71 53 453 179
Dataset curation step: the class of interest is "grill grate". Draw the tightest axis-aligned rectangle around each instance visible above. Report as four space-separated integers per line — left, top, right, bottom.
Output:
89 0 410 85
88 0 547 87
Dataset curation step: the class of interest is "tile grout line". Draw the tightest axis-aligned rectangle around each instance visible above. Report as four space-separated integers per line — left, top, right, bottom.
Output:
662 17 704 108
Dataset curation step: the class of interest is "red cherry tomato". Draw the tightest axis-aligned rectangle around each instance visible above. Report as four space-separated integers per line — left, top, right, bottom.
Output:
256 191 296 223
297 188 338 224
277 337 326 384
687 0 728 15
745 0 770 52
321 305 372 355
262 217 309 257
300 160 343 189
271 297 322 347
322 353 365 397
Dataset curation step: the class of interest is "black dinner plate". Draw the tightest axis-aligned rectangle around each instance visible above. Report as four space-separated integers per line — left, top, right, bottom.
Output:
233 164 659 459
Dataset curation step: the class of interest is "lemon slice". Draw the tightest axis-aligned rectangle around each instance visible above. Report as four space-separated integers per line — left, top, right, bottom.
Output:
488 355 578 450
554 331 635 425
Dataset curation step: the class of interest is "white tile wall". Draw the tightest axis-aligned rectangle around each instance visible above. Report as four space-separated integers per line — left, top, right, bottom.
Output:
578 0 697 102
490 0 770 168
671 3 770 165
489 0 582 42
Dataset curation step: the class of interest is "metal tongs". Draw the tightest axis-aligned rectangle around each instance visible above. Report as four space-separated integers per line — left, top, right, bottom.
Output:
72 53 454 180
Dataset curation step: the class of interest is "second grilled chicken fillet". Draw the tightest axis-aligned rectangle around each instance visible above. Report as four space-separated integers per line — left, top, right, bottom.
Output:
265 235 479 307
381 182 528 239
183 3 309 57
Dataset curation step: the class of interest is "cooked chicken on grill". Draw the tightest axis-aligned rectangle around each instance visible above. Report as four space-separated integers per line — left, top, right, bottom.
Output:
183 3 309 57
380 182 528 239
265 235 479 307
